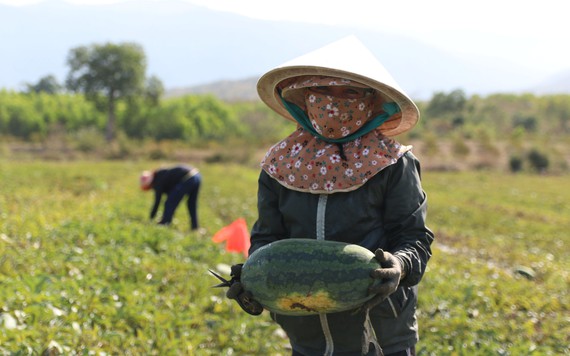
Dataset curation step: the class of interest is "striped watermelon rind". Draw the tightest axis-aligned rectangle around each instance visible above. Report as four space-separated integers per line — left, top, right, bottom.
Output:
241 238 381 316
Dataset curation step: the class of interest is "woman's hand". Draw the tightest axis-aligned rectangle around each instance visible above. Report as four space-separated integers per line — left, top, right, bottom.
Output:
364 249 403 309
225 264 264 316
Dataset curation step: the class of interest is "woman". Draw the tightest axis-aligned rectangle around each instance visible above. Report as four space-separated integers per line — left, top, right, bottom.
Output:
229 36 434 356
140 164 201 230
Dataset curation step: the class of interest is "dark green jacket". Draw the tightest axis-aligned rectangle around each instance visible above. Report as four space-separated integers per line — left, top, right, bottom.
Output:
249 151 434 355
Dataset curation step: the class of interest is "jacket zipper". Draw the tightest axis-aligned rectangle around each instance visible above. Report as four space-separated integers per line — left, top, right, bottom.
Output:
316 194 334 356
316 195 328 241
387 296 399 318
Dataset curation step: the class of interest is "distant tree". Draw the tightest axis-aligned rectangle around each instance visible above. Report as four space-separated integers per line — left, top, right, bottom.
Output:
145 75 164 106
426 89 467 118
66 42 147 142
509 155 523 173
527 149 549 173
513 115 537 132
25 75 62 94
542 95 570 134
451 116 465 128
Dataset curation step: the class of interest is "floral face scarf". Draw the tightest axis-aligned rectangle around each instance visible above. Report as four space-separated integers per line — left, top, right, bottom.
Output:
261 76 412 194
306 90 374 140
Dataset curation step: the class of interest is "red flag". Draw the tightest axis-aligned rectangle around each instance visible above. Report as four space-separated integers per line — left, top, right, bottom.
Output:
212 218 251 257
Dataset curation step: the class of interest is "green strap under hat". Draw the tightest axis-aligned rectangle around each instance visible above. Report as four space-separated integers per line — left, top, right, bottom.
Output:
280 95 400 143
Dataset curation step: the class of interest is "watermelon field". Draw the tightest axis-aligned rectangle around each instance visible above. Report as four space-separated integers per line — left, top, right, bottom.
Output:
0 160 568 355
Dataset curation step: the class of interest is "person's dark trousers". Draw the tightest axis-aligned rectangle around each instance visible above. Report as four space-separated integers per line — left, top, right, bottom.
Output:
159 174 201 229
185 174 201 230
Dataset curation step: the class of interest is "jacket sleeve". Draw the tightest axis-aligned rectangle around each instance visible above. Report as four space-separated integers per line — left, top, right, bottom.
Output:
150 189 162 219
249 170 288 255
382 152 434 287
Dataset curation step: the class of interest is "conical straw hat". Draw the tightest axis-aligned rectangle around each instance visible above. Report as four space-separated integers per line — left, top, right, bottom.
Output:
257 36 419 136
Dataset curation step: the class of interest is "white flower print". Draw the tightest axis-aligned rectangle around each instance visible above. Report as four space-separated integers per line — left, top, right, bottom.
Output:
358 102 366 111
261 120 410 194
280 141 287 149
308 94 316 103
312 120 322 134
291 143 303 156
330 154 341 164
326 104 339 117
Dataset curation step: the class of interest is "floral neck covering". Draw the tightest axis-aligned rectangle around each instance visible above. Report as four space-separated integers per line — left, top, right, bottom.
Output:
261 127 411 193
261 76 412 194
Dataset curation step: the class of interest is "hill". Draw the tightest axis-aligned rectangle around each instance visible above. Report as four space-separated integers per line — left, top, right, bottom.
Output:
2 0 570 100
528 70 570 95
166 77 259 102
166 73 570 103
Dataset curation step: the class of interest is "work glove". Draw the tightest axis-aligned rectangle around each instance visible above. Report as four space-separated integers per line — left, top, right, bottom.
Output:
222 264 264 316
363 249 403 310
225 264 244 299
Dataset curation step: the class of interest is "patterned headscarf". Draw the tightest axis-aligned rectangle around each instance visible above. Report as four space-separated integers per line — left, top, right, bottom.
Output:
261 76 412 194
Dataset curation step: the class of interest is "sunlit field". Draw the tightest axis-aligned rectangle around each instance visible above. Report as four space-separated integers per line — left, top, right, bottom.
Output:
0 160 568 355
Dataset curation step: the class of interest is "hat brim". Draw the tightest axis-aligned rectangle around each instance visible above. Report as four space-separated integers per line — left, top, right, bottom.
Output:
256 36 420 137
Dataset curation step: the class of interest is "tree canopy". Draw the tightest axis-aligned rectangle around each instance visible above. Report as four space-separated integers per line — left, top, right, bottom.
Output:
25 75 63 95
66 42 148 142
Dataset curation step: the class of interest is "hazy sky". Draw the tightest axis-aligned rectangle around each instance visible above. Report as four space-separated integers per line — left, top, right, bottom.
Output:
190 0 569 71
1 0 568 75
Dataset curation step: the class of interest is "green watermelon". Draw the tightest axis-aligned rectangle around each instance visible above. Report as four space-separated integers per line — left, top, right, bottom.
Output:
241 238 381 316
